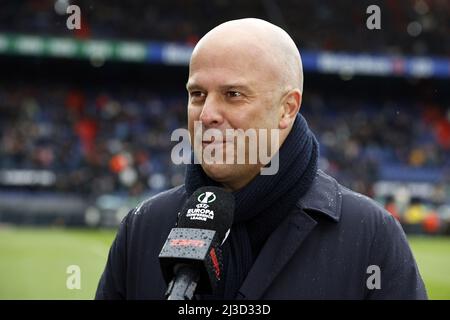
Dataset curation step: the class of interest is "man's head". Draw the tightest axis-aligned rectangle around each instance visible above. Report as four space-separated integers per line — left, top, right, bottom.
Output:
187 18 303 191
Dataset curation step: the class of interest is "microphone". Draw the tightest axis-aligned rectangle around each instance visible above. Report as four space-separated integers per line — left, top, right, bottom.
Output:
158 186 235 300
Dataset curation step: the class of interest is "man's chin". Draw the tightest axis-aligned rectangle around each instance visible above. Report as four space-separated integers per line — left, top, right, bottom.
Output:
201 163 236 182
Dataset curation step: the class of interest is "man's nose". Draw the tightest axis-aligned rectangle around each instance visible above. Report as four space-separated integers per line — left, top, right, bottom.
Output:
199 95 224 127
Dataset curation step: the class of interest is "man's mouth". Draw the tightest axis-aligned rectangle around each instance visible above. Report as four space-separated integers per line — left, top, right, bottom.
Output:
202 136 233 146
202 140 225 147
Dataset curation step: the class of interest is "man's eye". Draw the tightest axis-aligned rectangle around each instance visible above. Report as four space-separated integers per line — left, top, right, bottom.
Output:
190 91 206 100
227 91 242 98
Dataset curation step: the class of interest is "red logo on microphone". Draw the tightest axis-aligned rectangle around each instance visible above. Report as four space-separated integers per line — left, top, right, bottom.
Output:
169 239 206 247
209 248 220 279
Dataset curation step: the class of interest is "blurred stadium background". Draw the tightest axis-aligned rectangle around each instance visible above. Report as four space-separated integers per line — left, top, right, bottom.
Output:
0 0 449 299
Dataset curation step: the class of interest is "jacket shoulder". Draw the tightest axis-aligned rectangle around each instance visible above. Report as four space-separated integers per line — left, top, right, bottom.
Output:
303 170 399 236
125 185 188 230
133 184 187 216
338 182 395 231
300 170 391 224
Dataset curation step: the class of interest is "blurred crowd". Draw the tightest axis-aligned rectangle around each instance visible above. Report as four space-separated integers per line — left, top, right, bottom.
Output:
0 84 187 198
0 83 449 201
1 1 449 231
383 195 450 235
303 91 450 196
0 0 449 55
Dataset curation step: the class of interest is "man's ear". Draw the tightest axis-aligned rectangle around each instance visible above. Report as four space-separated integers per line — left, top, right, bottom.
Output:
279 89 302 129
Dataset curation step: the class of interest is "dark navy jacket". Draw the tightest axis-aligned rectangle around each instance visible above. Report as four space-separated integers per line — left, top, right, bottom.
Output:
95 170 427 300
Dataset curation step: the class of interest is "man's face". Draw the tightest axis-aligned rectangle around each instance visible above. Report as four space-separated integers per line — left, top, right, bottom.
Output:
187 41 283 190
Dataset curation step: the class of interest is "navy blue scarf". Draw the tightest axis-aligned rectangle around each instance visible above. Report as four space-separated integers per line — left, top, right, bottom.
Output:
185 114 319 299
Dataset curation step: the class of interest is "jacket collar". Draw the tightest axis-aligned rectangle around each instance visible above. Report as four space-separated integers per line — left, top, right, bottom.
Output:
237 206 318 300
237 170 343 299
296 169 342 222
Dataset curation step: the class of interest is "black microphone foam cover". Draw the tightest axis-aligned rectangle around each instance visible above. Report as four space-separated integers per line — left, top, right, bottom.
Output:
177 186 234 242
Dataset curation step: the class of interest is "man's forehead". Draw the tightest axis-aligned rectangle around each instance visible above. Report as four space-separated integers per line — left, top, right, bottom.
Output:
186 78 253 91
189 19 303 92
186 70 257 91
188 44 278 88
190 41 267 69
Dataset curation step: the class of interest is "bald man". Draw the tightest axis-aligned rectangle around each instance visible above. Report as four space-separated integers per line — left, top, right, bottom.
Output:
96 19 427 300
187 18 303 190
